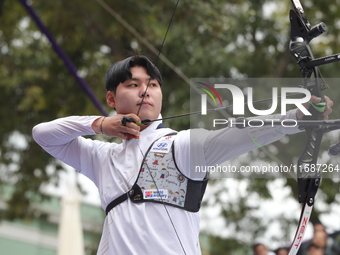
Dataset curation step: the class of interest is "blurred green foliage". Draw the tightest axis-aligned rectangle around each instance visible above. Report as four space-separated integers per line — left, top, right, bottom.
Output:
0 0 339 254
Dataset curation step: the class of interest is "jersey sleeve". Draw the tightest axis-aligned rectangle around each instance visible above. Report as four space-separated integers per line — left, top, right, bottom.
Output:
32 116 113 185
174 109 302 180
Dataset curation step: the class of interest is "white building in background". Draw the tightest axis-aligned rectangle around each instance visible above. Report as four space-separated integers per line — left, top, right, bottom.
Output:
0 183 104 255
57 184 84 255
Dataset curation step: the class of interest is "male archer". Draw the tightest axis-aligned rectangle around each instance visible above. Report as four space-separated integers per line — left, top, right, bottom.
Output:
32 55 333 254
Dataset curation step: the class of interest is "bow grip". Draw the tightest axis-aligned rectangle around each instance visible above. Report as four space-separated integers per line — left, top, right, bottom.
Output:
301 78 326 121
302 97 326 121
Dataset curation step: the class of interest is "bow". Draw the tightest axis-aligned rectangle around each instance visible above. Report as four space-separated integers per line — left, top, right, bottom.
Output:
288 1 340 254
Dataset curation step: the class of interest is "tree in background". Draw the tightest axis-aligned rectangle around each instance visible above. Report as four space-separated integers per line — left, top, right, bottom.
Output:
0 0 339 254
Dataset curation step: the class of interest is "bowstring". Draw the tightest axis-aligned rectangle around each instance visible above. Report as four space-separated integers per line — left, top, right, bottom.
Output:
136 0 180 116
135 1 187 254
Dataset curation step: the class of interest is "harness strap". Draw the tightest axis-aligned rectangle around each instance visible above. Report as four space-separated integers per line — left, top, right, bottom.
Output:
105 189 134 215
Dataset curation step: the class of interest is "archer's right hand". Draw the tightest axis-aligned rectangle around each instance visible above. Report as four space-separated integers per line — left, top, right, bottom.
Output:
92 114 141 140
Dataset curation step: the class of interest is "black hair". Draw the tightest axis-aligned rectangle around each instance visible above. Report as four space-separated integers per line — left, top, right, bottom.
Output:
105 55 162 92
274 247 289 255
252 243 264 251
312 218 322 226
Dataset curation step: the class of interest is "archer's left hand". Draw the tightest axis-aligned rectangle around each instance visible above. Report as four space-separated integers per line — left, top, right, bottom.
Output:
296 95 333 120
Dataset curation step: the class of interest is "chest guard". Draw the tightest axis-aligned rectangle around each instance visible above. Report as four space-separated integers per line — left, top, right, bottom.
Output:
129 133 208 212
105 133 208 215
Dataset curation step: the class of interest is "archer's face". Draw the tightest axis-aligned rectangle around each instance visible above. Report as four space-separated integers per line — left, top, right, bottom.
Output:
107 66 163 122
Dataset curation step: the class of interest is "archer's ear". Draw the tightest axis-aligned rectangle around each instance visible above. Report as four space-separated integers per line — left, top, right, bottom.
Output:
106 91 116 108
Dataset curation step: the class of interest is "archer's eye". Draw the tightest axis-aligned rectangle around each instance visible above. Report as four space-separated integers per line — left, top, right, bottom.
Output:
149 82 159 87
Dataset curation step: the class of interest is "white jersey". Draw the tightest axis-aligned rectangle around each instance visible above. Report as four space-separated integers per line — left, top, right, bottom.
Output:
32 110 300 254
